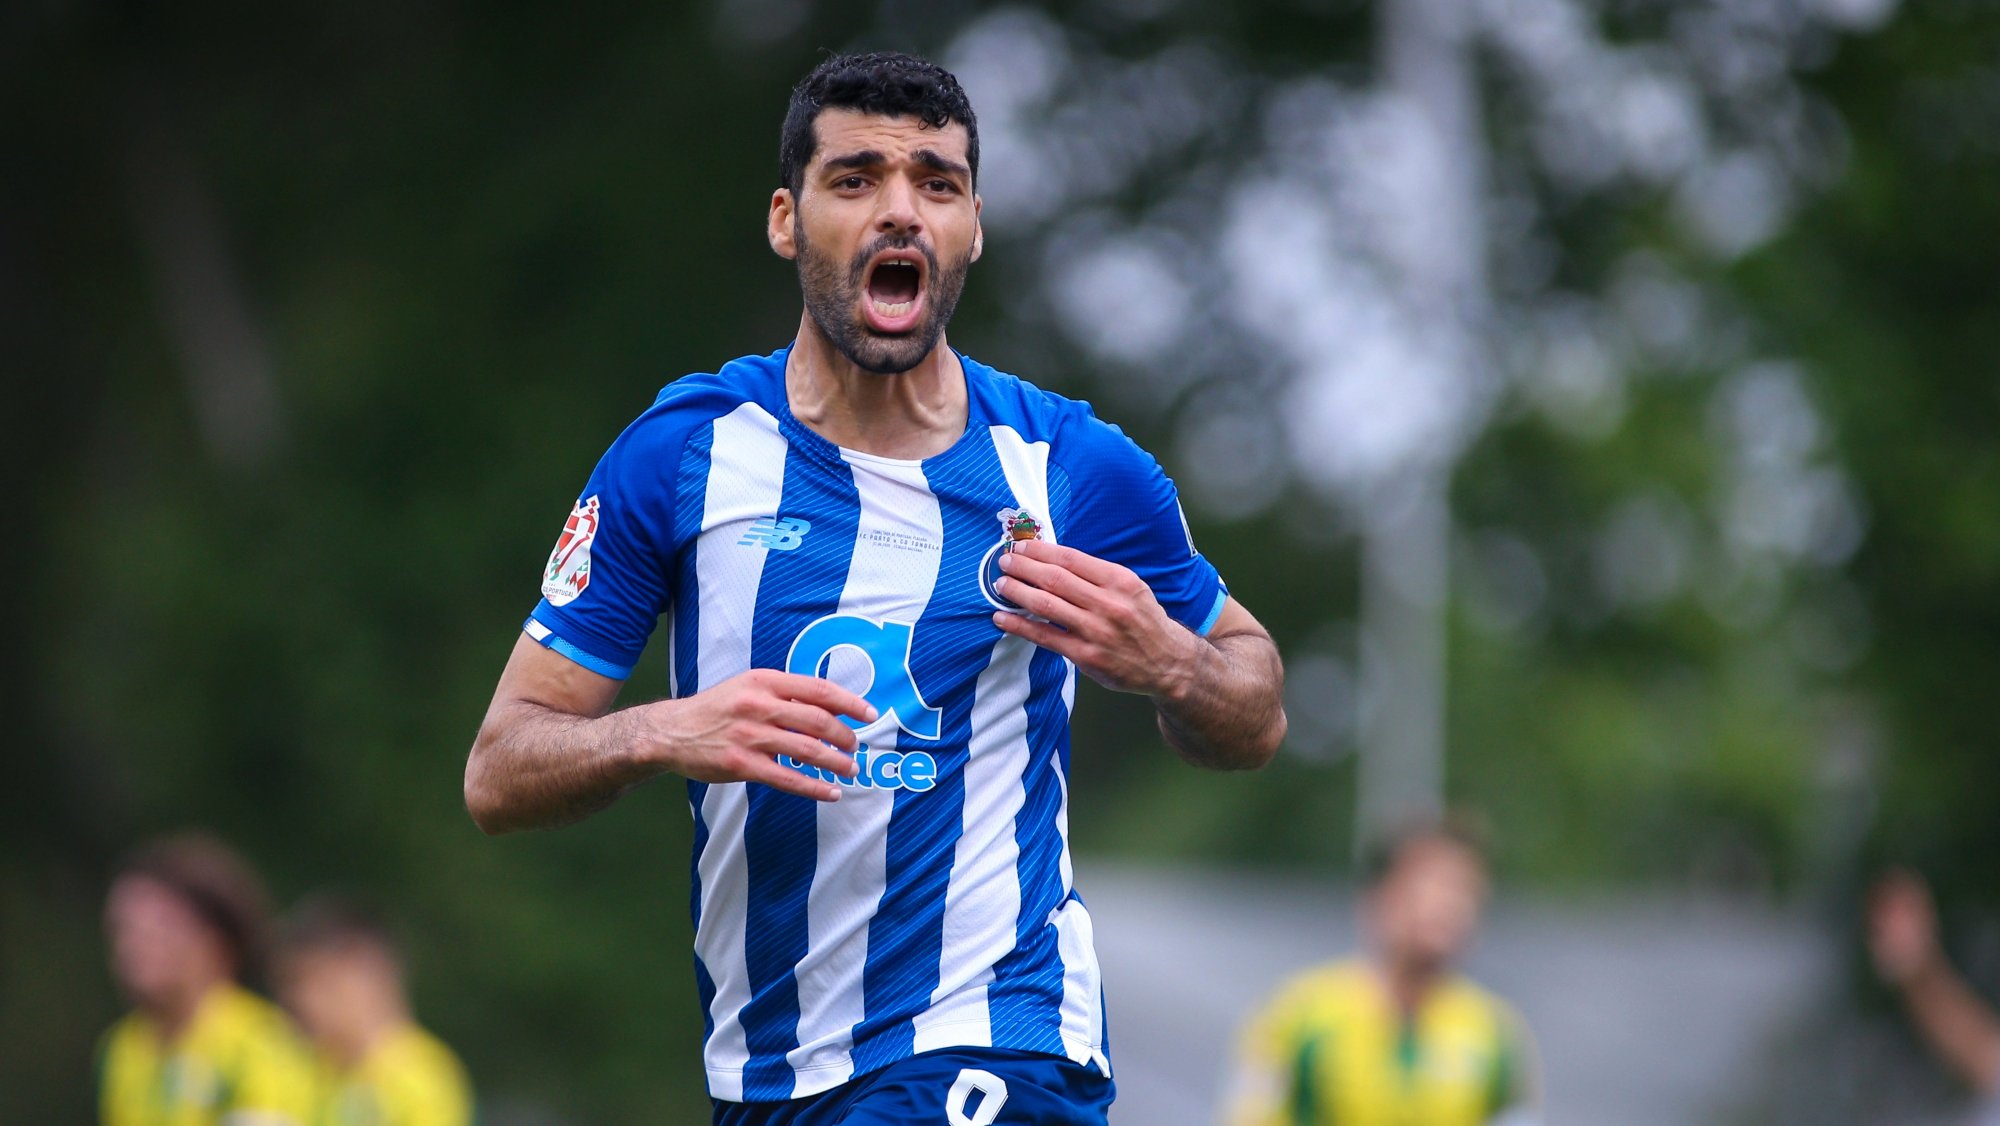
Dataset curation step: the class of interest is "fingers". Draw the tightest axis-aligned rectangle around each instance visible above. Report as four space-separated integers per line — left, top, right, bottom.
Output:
995 546 1116 617
733 752 844 802
766 699 862 754
1873 870 1936 925
1004 538 1127 584
993 610 1084 660
994 572 1088 629
768 728 858 777
758 669 878 725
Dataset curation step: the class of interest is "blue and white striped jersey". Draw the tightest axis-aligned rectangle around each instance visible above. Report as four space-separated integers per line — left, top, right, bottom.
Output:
524 346 1228 1103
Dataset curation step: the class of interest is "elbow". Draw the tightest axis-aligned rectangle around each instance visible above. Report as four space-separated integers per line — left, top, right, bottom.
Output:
1248 707 1286 770
464 788 507 836
463 743 516 836
1162 706 1286 772
1231 707 1286 771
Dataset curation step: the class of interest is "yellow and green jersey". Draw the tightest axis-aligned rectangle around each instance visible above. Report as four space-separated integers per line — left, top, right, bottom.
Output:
99 983 316 1126
1228 960 1538 1126
310 1023 472 1126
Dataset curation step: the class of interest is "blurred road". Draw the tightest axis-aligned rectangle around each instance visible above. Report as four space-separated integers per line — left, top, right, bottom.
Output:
1086 863 1835 1125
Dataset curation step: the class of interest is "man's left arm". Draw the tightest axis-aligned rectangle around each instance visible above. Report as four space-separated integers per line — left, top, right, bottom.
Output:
991 540 1285 771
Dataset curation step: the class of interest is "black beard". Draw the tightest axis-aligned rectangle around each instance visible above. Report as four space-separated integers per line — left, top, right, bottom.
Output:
795 225 972 375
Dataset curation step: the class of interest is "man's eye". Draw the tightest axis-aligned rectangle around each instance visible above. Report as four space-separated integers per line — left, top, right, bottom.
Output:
837 176 868 190
926 180 957 194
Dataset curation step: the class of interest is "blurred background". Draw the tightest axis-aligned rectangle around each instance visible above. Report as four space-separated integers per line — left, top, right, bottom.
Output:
7 0 2000 1121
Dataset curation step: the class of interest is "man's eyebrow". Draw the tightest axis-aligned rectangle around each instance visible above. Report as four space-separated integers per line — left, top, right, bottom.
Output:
912 149 972 180
821 150 886 173
818 148 971 182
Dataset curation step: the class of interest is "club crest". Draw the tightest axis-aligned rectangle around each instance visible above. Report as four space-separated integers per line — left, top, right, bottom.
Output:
979 506 1048 614
1003 509 1042 542
542 495 600 607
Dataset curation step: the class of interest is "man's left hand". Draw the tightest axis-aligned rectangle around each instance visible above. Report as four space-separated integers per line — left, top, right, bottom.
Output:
990 538 1201 700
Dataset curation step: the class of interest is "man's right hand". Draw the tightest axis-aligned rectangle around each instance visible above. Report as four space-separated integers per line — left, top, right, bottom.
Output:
1870 869 1943 986
638 668 875 801
467 637 879 833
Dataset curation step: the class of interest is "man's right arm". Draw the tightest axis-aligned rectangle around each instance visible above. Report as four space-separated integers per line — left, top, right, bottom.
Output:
1871 871 2000 1096
463 636 875 834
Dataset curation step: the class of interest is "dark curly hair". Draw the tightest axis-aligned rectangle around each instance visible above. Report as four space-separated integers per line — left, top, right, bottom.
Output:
779 52 979 196
118 832 275 984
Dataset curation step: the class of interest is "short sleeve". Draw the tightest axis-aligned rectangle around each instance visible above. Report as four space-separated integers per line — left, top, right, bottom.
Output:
1056 412 1228 636
524 409 693 680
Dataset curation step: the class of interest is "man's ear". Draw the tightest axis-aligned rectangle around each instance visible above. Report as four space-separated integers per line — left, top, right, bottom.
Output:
768 188 798 260
970 194 984 263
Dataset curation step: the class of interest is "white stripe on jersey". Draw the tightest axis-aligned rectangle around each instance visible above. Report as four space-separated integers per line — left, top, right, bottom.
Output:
1049 658 1105 1072
691 402 788 1100
988 426 1058 546
695 786 752 1102
911 630 1034 1054
786 455 945 1093
1054 896 1109 1075
1056 663 1078 895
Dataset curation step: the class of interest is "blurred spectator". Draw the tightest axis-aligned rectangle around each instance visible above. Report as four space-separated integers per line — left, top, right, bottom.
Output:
1868 869 2000 1120
1225 819 1540 1126
99 832 314 1126
275 896 472 1126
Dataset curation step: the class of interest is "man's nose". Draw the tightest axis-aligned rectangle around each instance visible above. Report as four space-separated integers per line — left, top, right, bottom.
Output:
874 177 921 236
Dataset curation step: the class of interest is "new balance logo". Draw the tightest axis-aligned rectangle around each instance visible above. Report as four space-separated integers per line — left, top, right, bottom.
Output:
739 516 812 551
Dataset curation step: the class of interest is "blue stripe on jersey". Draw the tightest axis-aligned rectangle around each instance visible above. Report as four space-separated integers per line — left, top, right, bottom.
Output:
737 444 861 1101
846 431 1010 1075
690 789 718 1042
676 422 718 1004
671 418 716 698
982 645 1075 1056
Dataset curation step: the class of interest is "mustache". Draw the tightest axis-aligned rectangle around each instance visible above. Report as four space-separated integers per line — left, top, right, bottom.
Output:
847 235 941 283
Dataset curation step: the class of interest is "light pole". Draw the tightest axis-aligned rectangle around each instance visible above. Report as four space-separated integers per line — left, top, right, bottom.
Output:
1354 0 1491 854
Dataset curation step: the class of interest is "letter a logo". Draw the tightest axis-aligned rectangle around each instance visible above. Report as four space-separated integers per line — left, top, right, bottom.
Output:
785 615 942 741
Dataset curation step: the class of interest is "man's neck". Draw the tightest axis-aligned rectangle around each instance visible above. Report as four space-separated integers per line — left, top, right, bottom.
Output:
145 975 226 1042
1374 956 1444 1018
329 1002 412 1071
785 313 967 461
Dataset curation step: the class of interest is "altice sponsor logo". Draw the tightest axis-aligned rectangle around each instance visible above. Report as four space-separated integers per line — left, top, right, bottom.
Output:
779 748 939 792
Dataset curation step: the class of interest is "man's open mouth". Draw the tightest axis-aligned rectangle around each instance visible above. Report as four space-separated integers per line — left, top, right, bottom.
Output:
862 251 926 333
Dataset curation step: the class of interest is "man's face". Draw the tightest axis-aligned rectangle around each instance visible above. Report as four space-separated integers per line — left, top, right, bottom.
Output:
1367 839 1488 973
105 875 222 1008
275 946 362 1047
771 108 982 374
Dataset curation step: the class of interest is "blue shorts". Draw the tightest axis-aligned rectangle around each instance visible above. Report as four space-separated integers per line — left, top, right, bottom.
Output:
711 1048 1114 1126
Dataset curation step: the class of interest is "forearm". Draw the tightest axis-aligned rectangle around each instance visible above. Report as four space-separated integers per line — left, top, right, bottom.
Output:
1152 630 1286 771
1900 959 2000 1094
464 702 662 834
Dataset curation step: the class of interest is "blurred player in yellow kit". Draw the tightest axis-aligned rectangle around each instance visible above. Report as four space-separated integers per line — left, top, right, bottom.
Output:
99 833 314 1126
275 897 473 1126
1227 821 1540 1126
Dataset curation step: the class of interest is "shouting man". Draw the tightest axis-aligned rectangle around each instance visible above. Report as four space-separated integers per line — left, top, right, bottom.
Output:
465 51 1285 1126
